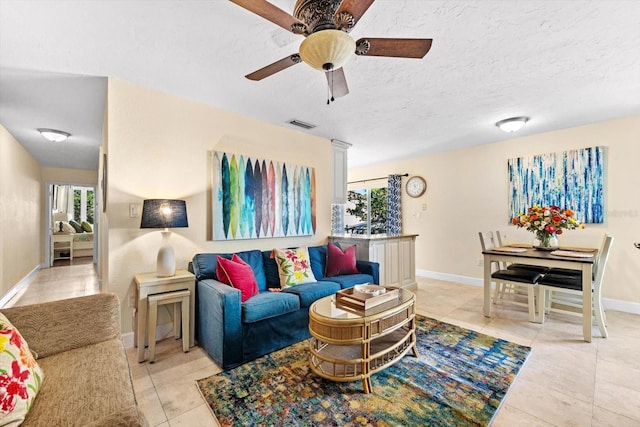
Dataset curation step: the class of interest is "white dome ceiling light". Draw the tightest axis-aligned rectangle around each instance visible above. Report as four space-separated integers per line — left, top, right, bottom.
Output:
37 128 71 142
495 117 529 133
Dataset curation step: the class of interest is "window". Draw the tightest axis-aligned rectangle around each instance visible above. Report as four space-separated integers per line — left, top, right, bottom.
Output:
344 186 388 235
73 187 95 223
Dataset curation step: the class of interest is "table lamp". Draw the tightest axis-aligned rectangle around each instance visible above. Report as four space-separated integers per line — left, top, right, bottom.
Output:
140 199 188 277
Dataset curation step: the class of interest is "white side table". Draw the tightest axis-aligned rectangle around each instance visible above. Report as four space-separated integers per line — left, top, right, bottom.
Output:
134 270 195 362
53 234 74 261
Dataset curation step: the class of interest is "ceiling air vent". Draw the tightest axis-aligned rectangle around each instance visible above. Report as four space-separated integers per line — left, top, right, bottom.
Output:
287 119 316 130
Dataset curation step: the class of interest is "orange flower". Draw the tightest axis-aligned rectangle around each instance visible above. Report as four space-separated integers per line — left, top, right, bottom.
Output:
19 345 37 369
512 205 584 236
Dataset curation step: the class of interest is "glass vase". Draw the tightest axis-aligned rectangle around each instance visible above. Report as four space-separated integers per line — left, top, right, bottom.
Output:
533 233 559 251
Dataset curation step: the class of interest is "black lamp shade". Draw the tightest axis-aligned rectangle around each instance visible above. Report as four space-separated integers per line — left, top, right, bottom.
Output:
140 199 188 229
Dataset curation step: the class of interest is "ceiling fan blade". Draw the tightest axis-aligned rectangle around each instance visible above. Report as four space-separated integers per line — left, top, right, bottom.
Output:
335 0 375 28
230 0 303 33
356 38 433 58
245 54 301 81
325 67 349 99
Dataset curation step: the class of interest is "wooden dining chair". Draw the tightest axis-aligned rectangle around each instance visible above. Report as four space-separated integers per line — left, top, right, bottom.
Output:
536 234 614 338
478 231 544 322
478 231 511 301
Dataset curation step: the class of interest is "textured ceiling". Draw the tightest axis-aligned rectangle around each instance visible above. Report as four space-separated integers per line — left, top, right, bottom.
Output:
1 0 639 171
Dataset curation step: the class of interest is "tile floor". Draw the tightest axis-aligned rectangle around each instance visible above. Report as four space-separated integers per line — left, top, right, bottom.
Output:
7 265 640 426
4 259 100 308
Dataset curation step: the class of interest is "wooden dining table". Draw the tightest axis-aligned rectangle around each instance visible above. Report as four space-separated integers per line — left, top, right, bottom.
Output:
482 245 598 342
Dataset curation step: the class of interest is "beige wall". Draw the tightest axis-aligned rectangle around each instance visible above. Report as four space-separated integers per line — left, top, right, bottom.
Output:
349 115 640 308
41 167 97 186
106 78 333 333
0 124 43 294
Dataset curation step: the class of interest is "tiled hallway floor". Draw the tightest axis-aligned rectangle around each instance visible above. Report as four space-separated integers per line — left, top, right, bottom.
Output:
4 260 100 307
8 266 640 426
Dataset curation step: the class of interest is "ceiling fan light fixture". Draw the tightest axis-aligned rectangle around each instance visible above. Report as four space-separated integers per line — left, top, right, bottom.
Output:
495 117 529 133
37 128 71 142
299 29 355 71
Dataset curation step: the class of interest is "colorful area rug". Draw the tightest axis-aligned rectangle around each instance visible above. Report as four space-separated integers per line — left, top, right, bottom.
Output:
196 316 530 426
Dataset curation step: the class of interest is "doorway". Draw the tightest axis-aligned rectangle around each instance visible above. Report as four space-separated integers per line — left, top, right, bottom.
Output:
45 182 100 273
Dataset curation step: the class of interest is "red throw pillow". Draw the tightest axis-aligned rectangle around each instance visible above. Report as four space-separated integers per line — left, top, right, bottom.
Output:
216 255 259 302
215 256 232 285
325 242 359 277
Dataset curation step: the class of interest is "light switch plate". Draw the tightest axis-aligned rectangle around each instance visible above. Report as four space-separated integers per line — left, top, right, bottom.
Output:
129 204 140 218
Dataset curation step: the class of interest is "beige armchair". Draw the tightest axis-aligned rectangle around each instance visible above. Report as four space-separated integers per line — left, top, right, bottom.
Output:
1 293 148 427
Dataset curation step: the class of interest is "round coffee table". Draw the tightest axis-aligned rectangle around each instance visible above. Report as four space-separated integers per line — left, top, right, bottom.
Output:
308 288 417 394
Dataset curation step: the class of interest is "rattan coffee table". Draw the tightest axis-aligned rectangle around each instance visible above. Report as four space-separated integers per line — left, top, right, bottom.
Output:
308 288 417 394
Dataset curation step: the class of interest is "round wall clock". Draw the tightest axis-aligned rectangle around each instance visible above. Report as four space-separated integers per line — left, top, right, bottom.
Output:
406 176 427 198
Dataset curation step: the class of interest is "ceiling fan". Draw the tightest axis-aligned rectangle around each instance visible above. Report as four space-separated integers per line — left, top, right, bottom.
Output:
230 0 433 102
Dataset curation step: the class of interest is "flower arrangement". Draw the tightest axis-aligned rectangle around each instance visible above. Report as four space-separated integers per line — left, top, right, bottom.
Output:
511 205 584 248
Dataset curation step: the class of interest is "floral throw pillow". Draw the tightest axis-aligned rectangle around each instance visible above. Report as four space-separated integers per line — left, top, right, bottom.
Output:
273 247 317 288
0 313 44 426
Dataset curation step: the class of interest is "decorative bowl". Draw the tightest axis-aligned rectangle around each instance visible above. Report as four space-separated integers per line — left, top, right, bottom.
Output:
353 284 386 298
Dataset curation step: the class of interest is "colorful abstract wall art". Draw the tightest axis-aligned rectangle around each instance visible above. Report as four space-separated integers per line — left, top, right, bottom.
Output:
211 151 316 240
508 146 604 223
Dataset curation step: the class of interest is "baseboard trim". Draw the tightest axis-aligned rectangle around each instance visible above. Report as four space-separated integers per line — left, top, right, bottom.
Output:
0 264 43 308
603 298 640 315
416 269 483 288
121 322 175 349
416 269 640 315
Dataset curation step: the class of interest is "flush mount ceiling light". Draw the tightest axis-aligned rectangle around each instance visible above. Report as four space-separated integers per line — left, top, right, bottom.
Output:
37 128 71 142
495 117 529 133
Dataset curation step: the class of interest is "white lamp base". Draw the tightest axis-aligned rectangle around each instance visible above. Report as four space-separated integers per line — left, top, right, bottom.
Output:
156 231 176 277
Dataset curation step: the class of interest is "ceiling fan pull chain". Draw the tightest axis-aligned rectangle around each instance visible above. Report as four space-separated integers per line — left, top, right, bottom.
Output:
328 71 335 104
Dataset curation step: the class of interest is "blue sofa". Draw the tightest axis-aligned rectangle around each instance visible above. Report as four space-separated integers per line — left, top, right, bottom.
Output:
190 244 379 369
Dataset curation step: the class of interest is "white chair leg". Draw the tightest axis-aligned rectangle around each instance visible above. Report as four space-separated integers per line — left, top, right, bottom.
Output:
593 289 608 338
545 290 552 314
527 285 537 323
493 281 502 304
537 286 546 324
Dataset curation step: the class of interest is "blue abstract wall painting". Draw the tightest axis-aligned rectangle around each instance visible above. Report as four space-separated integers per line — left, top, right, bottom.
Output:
212 151 316 240
508 146 604 223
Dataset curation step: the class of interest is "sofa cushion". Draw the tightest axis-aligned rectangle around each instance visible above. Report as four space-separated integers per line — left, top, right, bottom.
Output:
241 292 300 324
216 255 258 302
307 244 328 280
324 273 374 289
84 405 148 427
23 338 136 426
0 313 44 426
282 281 341 307
193 250 267 291
325 242 359 277
272 247 317 288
